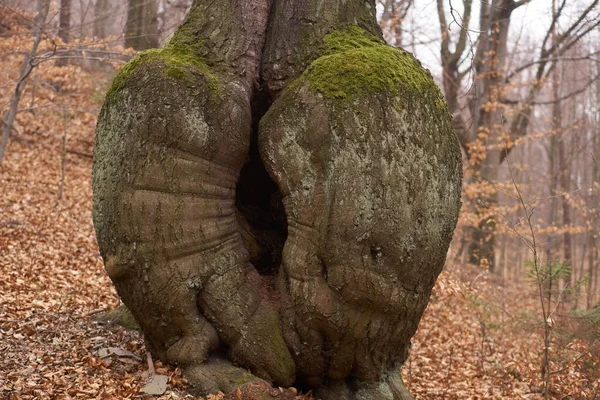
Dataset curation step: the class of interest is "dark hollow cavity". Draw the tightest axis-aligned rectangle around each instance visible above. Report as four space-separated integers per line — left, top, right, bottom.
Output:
235 88 287 276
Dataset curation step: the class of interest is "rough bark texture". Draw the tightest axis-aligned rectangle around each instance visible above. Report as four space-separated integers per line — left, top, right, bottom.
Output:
92 0 462 398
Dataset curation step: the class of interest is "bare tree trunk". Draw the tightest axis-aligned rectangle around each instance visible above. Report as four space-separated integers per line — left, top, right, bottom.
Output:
549 3 573 301
125 0 159 50
558 129 572 286
436 0 600 272
546 134 558 298
0 0 50 167
59 0 71 43
468 0 514 271
549 9 563 300
57 0 71 67
93 0 110 39
436 0 516 272
589 56 600 308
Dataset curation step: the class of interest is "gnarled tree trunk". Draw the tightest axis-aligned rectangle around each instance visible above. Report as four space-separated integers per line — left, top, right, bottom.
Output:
92 0 462 398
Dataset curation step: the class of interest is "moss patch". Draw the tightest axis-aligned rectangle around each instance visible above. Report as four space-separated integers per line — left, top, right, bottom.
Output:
301 25 442 103
168 5 205 54
322 25 383 54
106 45 218 100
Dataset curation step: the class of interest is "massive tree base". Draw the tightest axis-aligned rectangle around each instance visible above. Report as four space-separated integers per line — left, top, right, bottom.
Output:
92 0 462 398
185 359 413 400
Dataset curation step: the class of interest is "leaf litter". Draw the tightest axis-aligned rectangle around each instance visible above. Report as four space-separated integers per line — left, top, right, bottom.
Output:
0 10 598 400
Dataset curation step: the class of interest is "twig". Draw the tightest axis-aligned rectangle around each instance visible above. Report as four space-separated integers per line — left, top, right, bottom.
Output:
550 339 598 375
86 308 108 317
57 106 68 202
67 149 92 159
442 345 454 398
505 143 552 398
146 352 155 375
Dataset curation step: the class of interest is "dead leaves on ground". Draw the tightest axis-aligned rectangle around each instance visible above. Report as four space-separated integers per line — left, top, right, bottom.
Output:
0 13 598 399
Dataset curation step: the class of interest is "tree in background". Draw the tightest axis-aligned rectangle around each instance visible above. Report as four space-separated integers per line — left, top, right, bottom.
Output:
93 0 110 39
125 0 159 50
379 0 413 46
58 0 71 43
432 0 600 273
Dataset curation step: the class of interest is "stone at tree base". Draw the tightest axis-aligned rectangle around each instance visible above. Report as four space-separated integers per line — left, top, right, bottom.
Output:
184 357 262 396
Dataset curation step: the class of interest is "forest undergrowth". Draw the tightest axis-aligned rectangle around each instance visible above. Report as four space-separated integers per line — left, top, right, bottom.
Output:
0 12 599 400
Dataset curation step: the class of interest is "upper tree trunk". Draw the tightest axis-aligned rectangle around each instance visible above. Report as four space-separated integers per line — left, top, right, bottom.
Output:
58 0 71 43
550 3 572 300
260 0 380 93
57 0 71 67
125 0 159 50
93 0 462 399
471 0 515 271
589 56 600 308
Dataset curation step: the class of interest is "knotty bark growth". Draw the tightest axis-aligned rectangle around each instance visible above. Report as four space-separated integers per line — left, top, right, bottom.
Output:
92 0 462 398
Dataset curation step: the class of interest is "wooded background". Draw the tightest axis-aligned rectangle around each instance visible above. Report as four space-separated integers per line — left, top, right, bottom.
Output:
1 0 599 398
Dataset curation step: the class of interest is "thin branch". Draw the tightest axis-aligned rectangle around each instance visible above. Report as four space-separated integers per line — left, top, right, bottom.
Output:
0 0 50 166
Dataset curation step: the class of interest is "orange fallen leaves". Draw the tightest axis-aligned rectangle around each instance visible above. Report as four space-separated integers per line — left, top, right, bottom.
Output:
0 10 598 400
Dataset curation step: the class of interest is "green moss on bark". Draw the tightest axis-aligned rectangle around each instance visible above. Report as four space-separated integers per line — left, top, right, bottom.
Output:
106 44 219 101
299 25 444 104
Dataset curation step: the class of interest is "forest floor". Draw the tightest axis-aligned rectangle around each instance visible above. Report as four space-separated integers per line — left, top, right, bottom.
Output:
1 16 599 400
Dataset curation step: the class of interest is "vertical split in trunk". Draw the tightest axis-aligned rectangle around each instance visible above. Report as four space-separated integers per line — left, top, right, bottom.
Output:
236 86 287 276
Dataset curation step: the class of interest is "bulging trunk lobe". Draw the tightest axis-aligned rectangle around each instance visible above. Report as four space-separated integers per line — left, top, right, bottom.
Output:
92 0 462 399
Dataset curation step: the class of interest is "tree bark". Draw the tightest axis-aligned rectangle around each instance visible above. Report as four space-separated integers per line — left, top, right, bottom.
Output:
549 0 572 300
125 0 159 50
92 0 462 398
467 0 516 271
